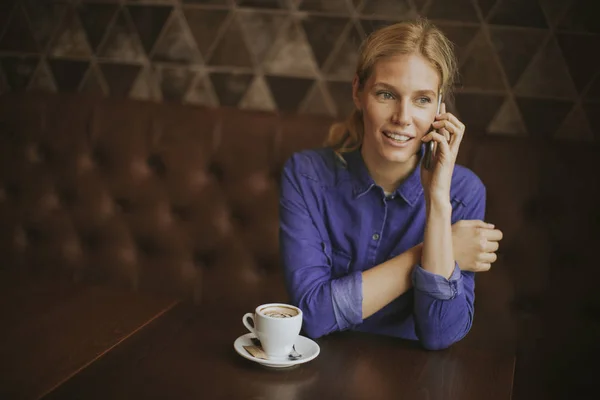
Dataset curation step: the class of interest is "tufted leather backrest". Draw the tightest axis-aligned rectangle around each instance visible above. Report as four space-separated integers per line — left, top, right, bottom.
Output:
1 93 599 326
0 93 336 307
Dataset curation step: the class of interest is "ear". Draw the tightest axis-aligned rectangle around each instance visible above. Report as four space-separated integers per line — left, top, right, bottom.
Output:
352 75 362 111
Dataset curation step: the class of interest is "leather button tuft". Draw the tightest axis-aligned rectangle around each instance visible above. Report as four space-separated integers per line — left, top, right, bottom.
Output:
25 226 44 245
115 198 134 214
231 211 245 226
92 147 109 167
171 205 190 220
193 250 218 269
147 154 166 176
58 189 77 207
208 162 224 182
136 236 159 256
82 231 102 250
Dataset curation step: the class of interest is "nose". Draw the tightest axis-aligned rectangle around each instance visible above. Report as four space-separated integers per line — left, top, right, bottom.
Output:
391 99 411 126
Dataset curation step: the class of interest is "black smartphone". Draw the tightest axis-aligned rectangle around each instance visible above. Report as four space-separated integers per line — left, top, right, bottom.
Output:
423 93 443 170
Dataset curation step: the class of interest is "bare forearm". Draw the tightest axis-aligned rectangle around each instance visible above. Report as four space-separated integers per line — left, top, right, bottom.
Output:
422 196 454 279
361 244 422 319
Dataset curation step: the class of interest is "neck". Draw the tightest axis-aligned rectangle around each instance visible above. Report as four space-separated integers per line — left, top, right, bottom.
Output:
360 147 419 194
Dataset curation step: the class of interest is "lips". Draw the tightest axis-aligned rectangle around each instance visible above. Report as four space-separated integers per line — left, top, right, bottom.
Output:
382 130 414 146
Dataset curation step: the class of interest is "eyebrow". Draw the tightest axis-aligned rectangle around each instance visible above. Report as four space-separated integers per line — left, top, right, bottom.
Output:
373 83 437 97
372 82 398 92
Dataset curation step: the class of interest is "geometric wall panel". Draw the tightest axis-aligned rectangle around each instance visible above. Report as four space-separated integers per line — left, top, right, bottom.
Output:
0 0 597 141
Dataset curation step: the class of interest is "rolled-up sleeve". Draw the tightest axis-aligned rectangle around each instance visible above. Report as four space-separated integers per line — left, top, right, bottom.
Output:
331 273 363 329
412 179 486 350
412 262 463 300
279 155 363 338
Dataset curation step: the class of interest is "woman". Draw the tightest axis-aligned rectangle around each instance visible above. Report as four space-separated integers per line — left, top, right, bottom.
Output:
279 19 503 350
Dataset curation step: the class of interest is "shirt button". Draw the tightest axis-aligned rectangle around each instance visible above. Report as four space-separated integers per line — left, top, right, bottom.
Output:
372 233 380 240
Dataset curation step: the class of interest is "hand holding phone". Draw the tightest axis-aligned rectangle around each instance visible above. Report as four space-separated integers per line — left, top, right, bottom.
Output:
423 92 443 170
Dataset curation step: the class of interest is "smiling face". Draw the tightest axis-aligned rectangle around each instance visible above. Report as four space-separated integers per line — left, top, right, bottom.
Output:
353 53 441 170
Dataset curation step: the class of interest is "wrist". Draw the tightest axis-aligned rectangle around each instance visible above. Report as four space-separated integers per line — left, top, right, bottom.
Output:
425 193 451 209
424 183 450 200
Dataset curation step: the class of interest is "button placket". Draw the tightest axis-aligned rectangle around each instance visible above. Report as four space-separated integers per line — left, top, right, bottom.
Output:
368 191 388 266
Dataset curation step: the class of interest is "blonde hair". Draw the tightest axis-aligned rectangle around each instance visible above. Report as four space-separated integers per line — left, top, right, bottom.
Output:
325 18 458 153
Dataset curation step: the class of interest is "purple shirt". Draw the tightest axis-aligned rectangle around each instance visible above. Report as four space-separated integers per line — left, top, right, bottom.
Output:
279 146 486 350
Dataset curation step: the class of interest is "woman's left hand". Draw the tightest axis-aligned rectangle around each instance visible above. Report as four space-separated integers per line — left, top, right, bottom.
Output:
420 102 466 200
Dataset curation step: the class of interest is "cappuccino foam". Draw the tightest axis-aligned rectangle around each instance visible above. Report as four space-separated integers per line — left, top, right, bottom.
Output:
259 306 298 318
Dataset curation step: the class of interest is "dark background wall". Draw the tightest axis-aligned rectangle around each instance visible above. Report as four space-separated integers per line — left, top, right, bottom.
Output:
1 0 598 141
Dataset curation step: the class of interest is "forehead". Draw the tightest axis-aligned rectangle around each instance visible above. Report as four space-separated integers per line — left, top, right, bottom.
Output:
369 54 440 91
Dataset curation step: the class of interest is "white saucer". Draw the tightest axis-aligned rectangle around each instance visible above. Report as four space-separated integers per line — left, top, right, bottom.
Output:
233 333 320 369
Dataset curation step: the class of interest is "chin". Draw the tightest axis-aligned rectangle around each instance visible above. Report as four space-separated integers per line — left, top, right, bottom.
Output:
378 141 421 164
380 148 415 164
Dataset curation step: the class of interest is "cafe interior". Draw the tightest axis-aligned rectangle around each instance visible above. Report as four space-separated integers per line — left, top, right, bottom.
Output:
1 0 598 399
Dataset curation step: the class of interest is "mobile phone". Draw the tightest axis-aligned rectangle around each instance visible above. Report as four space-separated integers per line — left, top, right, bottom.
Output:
423 93 443 170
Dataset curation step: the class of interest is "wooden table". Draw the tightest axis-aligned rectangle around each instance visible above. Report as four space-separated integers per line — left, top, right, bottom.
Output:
0 273 177 400
40 302 515 400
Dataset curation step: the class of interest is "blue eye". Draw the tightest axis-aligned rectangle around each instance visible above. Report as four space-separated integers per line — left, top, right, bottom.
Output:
417 97 432 104
376 91 394 100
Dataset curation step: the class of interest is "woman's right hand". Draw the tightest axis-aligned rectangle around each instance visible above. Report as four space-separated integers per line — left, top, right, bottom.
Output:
452 220 503 272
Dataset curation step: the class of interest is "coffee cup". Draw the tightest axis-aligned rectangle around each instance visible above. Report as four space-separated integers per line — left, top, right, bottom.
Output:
242 303 303 358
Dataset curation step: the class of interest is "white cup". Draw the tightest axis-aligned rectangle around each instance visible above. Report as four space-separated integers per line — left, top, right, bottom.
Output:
242 303 303 358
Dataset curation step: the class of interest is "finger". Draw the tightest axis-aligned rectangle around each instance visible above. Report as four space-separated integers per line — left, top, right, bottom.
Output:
458 220 495 228
482 228 504 241
476 262 492 271
433 109 450 142
433 120 461 137
434 113 466 151
428 131 452 162
448 122 464 153
478 252 497 263
438 126 450 142
433 120 463 153
436 112 465 132
484 240 499 252
474 220 495 228
422 131 451 155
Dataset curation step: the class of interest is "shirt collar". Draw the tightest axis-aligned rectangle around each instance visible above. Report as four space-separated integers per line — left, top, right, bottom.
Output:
341 145 425 206
343 149 376 198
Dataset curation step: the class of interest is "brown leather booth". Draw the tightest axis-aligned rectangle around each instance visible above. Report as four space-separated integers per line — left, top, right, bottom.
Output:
1 93 598 399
